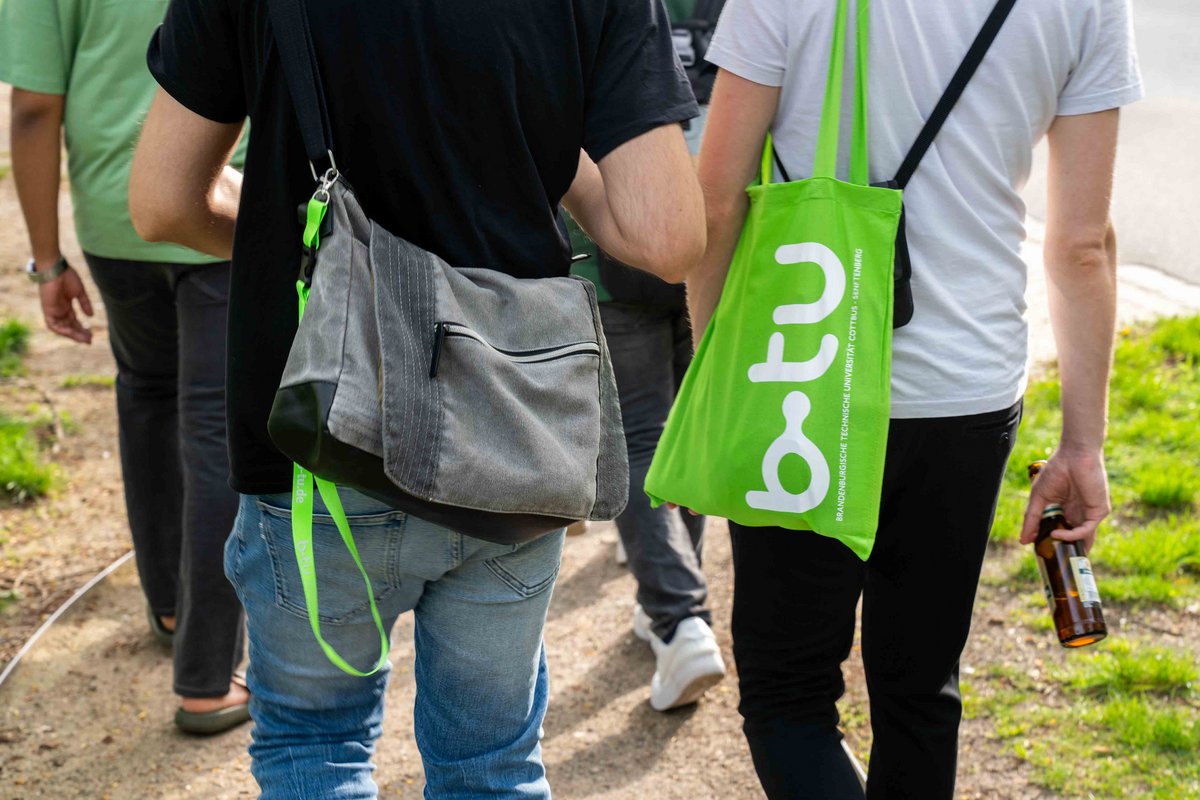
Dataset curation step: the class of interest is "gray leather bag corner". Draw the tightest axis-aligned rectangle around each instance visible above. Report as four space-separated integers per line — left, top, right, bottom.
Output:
265 0 628 544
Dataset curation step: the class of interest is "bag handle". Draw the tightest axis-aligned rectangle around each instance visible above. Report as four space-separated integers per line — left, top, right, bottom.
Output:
764 0 1018 188
892 0 1018 188
762 0 869 186
267 0 338 177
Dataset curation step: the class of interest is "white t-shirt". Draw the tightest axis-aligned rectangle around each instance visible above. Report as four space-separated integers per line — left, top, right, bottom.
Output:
706 0 1143 418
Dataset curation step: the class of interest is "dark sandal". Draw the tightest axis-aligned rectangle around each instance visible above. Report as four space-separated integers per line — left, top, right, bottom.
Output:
174 675 251 736
146 604 175 648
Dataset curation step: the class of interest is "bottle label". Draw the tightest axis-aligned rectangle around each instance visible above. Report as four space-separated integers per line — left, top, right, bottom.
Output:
1070 557 1101 605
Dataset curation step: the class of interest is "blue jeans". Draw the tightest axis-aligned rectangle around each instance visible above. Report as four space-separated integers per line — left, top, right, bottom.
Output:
224 489 565 799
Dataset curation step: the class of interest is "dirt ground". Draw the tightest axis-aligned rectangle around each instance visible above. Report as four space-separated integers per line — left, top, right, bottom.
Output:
0 79 1194 799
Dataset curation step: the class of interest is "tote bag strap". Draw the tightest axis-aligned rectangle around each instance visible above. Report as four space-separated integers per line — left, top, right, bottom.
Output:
761 0 869 186
764 0 1018 188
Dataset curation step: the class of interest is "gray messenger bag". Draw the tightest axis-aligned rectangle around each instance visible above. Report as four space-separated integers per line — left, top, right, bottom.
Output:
265 0 628 546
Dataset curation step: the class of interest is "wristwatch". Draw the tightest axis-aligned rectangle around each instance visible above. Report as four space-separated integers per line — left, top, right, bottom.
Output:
25 256 69 284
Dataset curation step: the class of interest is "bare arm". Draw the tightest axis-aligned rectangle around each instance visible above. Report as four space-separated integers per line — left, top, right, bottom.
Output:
1019 109 1121 553
130 89 243 259
687 71 781 347
562 123 705 284
11 89 94 344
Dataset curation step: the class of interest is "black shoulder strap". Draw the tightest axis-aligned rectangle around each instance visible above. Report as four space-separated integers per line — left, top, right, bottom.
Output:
893 0 1018 188
267 0 336 170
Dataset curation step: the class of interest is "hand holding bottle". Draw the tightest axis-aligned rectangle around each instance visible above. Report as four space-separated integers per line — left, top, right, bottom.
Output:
1019 449 1110 554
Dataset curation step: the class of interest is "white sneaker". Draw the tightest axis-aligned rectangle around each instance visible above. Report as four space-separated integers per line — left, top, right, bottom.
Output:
631 604 652 642
647 617 726 711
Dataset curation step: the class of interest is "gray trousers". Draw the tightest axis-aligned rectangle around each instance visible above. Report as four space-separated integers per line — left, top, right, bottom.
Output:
85 254 244 698
599 302 710 643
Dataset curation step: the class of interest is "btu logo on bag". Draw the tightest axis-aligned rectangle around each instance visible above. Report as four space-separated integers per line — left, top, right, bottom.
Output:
745 243 846 515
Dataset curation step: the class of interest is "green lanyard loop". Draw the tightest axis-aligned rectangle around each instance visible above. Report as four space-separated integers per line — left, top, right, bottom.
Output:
290 195 390 677
762 0 871 186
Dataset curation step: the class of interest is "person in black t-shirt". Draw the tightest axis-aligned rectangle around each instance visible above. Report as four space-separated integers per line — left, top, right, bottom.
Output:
129 0 703 795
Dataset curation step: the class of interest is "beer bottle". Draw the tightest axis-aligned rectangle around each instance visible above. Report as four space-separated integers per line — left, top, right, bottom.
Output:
1027 461 1107 648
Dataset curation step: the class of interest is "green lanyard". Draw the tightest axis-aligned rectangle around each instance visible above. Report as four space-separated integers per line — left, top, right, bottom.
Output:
290 192 390 677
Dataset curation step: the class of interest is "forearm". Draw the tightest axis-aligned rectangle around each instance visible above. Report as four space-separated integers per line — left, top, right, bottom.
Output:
686 187 747 348
10 92 64 265
1044 224 1118 454
562 154 640 266
562 126 705 282
146 165 242 259
129 89 244 259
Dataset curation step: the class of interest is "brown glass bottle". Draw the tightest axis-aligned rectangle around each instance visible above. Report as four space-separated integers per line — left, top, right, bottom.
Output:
1027 461 1107 648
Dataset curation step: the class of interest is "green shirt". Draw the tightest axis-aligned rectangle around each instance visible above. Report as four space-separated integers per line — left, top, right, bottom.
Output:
0 0 244 263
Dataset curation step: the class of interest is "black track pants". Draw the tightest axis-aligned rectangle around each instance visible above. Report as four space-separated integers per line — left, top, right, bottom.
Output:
730 401 1022 800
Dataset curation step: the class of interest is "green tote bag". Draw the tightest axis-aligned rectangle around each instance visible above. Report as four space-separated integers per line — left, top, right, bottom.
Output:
645 0 902 560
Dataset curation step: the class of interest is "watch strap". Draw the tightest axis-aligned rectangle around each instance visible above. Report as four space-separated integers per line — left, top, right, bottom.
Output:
26 256 69 284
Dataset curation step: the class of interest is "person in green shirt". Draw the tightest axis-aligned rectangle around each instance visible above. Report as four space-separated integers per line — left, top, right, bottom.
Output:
0 0 249 734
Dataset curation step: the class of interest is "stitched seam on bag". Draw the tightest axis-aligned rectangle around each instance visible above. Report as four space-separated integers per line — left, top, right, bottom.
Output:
585 279 605 518
412 239 428 489
414 241 432 493
329 188 354 418
395 235 421 489
424 248 443 492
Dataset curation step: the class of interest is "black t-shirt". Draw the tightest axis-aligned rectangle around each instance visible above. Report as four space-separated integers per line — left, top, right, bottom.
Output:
148 0 698 494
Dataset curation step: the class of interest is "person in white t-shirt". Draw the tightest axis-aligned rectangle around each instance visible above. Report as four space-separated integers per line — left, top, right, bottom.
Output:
688 1 1142 797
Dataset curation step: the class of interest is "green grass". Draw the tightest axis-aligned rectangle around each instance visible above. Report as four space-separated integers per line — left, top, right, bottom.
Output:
990 316 1200 605
0 321 56 502
0 320 31 377
0 416 54 503
1057 640 1197 697
974 317 1200 796
1135 465 1200 510
60 373 115 390
967 640 1200 798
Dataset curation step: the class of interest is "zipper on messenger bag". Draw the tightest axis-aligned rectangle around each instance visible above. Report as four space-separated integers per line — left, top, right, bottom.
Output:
429 322 601 378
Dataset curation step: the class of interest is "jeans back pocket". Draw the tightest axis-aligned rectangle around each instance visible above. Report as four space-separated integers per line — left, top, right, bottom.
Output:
256 501 408 624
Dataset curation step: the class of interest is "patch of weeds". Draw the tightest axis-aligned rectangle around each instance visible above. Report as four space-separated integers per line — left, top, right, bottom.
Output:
1152 315 1200 363
0 163 10 182
59 411 80 435
1008 556 1040 585
1103 574 1186 605
0 589 19 614
974 639 1200 798
0 320 31 377
1095 695 1200 753
990 317 1200 606
0 416 54 503
1135 464 1200 510
1057 640 1196 697
60 373 115 390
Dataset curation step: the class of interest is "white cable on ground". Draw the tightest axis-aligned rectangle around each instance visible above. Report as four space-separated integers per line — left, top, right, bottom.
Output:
0 550 134 691
842 739 869 789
